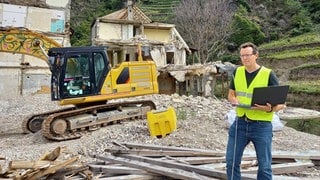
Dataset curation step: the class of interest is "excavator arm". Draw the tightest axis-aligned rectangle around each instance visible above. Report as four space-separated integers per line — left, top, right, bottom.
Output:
0 27 61 62
1 27 174 142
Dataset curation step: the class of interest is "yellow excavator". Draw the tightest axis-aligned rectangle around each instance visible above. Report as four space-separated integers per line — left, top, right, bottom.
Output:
0 27 159 141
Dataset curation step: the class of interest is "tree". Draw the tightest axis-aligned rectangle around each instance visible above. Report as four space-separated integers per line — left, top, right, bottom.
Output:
302 0 320 24
70 0 123 46
289 9 313 36
173 0 234 64
228 11 266 49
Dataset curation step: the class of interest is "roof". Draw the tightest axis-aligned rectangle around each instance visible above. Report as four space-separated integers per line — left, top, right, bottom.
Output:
100 5 152 24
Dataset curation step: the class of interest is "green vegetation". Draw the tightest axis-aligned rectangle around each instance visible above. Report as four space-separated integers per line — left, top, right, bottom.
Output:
287 80 320 95
261 47 320 60
70 0 122 46
176 107 187 120
137 0 180 23
259 33 320 50
257 33 320 97
285 118 320 136
228 13 265 48
291 63 320 70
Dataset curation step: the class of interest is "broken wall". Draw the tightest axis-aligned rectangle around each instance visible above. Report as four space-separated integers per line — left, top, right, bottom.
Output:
0 1 71 97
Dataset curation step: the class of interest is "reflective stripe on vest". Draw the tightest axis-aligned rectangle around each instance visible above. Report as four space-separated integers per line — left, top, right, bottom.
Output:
235 66 273 121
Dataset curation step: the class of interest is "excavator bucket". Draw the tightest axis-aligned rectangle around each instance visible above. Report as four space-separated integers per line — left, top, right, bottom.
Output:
146 106 177 138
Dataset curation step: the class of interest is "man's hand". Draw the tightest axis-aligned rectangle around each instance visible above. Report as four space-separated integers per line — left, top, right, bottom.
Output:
252 103 287 112
252 103 273 112
228 89 239 106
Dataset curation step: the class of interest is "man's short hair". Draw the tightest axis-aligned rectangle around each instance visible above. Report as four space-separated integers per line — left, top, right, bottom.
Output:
240 42 259 54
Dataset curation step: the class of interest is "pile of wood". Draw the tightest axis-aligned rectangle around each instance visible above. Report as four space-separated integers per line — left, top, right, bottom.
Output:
0 147 92 180
1 143 319 179
89 142 320 180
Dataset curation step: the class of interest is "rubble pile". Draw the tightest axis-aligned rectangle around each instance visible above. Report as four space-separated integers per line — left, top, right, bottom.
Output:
0 93 319 178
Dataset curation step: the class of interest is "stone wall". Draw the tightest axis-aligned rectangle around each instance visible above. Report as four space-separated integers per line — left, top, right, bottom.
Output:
0 0 47 7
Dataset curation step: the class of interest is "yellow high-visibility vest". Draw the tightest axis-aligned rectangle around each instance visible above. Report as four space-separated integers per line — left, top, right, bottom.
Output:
235 66 273 121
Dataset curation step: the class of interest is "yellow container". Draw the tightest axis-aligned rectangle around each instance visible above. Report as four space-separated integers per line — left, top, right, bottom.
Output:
147 106 177 138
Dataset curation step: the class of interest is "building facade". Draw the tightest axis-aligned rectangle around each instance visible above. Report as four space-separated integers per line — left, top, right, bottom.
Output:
0 0 71 97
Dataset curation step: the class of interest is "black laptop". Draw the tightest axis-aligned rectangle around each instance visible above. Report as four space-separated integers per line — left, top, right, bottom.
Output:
251 85 289 106
236 85 289 108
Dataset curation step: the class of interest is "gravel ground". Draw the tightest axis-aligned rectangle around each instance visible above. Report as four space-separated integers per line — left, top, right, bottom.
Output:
0 93 319 178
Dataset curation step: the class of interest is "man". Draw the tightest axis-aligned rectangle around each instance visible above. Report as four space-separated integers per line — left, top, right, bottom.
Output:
226 42 286 180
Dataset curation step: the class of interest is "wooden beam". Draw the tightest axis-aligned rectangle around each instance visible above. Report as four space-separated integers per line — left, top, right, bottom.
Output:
38 146 61 161
98 174 155 180
272 154 320 161
106 148 224 157
94 154 216 180
242 162 314 175
165 156 256 165
24 156 79 180
112 142 225 155
9 160 51 170
116 154 256 180
89 164 151 176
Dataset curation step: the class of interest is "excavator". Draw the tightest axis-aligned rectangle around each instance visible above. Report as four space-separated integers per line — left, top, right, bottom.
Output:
0 27 160 141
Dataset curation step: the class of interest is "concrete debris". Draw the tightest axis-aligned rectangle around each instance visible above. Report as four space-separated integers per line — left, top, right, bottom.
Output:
0 94 319 179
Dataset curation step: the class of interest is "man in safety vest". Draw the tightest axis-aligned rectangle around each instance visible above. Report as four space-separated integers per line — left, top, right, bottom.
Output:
226 42 286 180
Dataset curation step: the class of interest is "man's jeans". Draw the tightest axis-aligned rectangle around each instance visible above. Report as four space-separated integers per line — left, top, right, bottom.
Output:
226 116 273 180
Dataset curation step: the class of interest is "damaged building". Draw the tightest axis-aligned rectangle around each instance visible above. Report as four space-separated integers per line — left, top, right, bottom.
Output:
91 1 232 97
0 0 232 98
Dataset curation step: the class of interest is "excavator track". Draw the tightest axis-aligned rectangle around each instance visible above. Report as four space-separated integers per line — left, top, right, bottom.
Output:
41 100 156 141
22 107 76 133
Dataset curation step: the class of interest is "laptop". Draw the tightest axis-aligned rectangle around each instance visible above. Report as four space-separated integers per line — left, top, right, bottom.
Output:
236 85 289 108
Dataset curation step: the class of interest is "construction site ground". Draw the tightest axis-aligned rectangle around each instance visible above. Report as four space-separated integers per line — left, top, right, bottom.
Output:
0 93 319 179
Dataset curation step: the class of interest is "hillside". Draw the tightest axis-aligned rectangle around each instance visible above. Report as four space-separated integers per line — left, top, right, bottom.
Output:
258 33 320 111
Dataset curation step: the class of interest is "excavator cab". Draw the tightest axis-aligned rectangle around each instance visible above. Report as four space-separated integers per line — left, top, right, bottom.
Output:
23 45 161 140
1 28 166 141
48 46 159 107
49 46 109 102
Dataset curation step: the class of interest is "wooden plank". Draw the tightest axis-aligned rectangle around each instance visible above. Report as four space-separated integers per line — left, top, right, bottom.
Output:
112 141 130 150
94 154 216 180
24 156 79 180
272 153 320 166
88 164 151 176
242 162 314 175
106 148 223 157
271 162 314 175
45 166 90 179
98 174 155 180
164 156 190 164
166 156 257 165
9 160 51 169
166 156 214 165
272 154 320 161
38 146 61 161
117 142 225 155
116 154 256 180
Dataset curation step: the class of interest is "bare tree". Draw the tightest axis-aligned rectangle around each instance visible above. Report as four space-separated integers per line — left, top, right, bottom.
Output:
174 0 234 64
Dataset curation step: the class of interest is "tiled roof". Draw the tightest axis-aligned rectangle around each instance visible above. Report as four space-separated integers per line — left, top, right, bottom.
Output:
100 5 152 24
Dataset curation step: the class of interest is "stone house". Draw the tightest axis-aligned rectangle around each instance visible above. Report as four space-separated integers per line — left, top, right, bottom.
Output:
90 2 229 96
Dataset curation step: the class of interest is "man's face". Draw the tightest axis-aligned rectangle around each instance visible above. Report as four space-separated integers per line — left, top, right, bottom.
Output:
240 47 258 66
